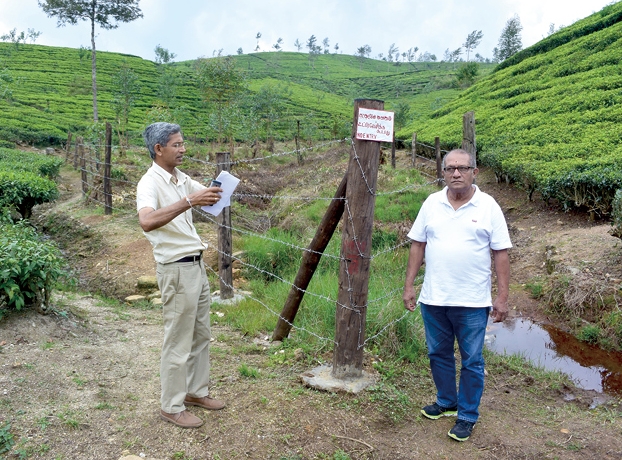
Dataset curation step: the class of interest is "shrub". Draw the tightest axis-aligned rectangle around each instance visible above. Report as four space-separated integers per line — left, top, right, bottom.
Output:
0 222 70 311
0 170 59 219
609 188 622 238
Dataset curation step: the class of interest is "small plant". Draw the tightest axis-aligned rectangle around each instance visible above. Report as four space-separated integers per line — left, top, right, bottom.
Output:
0 422 14 455
238 363 260 379
577 324 601 344
525 279 544 299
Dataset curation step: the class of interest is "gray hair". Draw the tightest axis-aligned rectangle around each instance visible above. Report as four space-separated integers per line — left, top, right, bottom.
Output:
441 149 477 169
143 122 181 160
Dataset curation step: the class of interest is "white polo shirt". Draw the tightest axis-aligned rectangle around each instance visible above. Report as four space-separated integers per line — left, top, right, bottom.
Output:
407 185 512 307
136 162 207 264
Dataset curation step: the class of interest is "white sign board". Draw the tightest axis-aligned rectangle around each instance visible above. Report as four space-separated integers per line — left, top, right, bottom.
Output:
355 108 394 143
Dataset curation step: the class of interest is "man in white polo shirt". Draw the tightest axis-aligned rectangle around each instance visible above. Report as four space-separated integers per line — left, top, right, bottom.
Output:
136 122 225 428
402 148 512 442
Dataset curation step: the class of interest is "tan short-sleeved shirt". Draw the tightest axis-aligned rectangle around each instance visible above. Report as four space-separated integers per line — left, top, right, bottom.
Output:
136 162 207 264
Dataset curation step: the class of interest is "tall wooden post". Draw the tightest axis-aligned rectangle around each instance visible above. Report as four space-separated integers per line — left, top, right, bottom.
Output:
104 122 112 215
462 111 476 157
216 152 234 299
73 137 80 170
79 141 88 197
332 99 382 379
435 136 442 184
272 174 347 341
391 133 396 169
296 120 302 165
411 132 417 168
65 131 73 163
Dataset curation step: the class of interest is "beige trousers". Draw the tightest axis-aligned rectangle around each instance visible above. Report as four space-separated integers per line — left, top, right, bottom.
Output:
156 259 211 413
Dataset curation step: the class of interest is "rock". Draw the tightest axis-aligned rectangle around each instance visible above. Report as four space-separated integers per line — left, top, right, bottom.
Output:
125 295 146 303
151 298 163 306
137 276 158 289
147 291 161 300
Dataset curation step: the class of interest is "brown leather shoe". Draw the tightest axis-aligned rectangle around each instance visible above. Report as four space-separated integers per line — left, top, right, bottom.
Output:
184 395 226 411
160 409 203 428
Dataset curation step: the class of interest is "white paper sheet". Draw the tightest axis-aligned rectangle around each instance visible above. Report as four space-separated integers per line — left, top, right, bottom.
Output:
201 170 240 216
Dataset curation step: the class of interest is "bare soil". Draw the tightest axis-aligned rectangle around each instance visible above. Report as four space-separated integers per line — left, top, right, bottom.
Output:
1 149 621 460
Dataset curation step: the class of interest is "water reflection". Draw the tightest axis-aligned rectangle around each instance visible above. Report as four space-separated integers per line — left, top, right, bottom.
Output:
485 318 622 395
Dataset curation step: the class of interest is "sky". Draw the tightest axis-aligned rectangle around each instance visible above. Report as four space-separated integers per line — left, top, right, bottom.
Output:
0 0 617 63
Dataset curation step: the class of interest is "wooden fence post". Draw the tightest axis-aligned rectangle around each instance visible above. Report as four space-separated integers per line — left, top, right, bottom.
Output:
65 131 72 163
73 137 80 170
104 122 112 215
411 132 417 168
296 120 302 165
462 111 476 157
435 136 442 184
332 98 382 379
79 140 88 197
391 133 396 169
272 174 348 341
216 152 234 299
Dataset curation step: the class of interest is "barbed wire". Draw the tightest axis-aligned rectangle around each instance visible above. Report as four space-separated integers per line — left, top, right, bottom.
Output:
51 138 436 353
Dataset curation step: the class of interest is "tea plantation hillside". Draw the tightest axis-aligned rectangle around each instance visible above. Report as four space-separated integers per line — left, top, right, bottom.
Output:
408 1 622 216
0 42 492 146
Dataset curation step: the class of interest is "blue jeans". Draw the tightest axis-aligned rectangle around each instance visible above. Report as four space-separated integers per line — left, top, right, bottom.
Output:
420 303 490 423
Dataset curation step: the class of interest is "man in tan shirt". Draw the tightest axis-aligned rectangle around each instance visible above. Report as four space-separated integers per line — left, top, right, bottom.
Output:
136 122 225 428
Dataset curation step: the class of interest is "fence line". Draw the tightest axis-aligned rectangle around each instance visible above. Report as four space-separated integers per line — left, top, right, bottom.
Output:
61 135 436 351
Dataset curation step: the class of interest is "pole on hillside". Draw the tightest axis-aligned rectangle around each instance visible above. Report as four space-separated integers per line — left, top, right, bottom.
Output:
332 99 383 379
272 174 348 342
411 132 417 168
104 122 112 215
391 133 396 169
435 137 442 185
216 152 234 299
65 132 73 163
79 140 88 197
296 120 302 165
462 111 476 158
73 137 80 170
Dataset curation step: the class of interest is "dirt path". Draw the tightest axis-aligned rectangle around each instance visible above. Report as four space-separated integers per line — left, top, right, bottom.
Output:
1 156 621 459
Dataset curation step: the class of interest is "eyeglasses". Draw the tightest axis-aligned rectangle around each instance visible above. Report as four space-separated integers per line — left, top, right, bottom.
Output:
443 166 474 174
169 142 185 149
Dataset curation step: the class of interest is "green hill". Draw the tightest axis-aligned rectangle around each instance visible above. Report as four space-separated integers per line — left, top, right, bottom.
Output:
410 1 622 216
0 41 492 146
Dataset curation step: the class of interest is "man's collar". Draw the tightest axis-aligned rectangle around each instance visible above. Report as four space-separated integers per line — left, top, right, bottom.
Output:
151 162 186 185
441 184 481 206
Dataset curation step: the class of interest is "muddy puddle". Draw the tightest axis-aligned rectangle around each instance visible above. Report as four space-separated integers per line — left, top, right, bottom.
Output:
486 318 622 396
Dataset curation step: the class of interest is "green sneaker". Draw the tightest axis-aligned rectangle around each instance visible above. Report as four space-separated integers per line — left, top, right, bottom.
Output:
448 420 475 442
420 402 458 420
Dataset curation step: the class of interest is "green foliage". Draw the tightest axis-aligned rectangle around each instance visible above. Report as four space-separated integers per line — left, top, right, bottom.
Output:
0 40 495 145
0 222 69 311
0 422 14 455
494 15 523 62
412 2 622 215
454 62 479 88
242 228 303 281
238 363 260 379
0 170 59 219
0 147 63 178
577 324 601 344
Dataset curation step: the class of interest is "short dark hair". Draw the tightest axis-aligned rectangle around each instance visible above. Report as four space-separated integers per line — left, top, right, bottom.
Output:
442 149 477 169
143 122 181 160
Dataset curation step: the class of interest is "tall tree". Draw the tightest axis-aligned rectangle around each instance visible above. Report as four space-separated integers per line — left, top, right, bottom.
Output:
154 44 176 64
38 0 142 122
111 64 140 149
194 56 246 146
494 15 523 62
306 35 321 68
294 38 302 52
463 30 483 61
